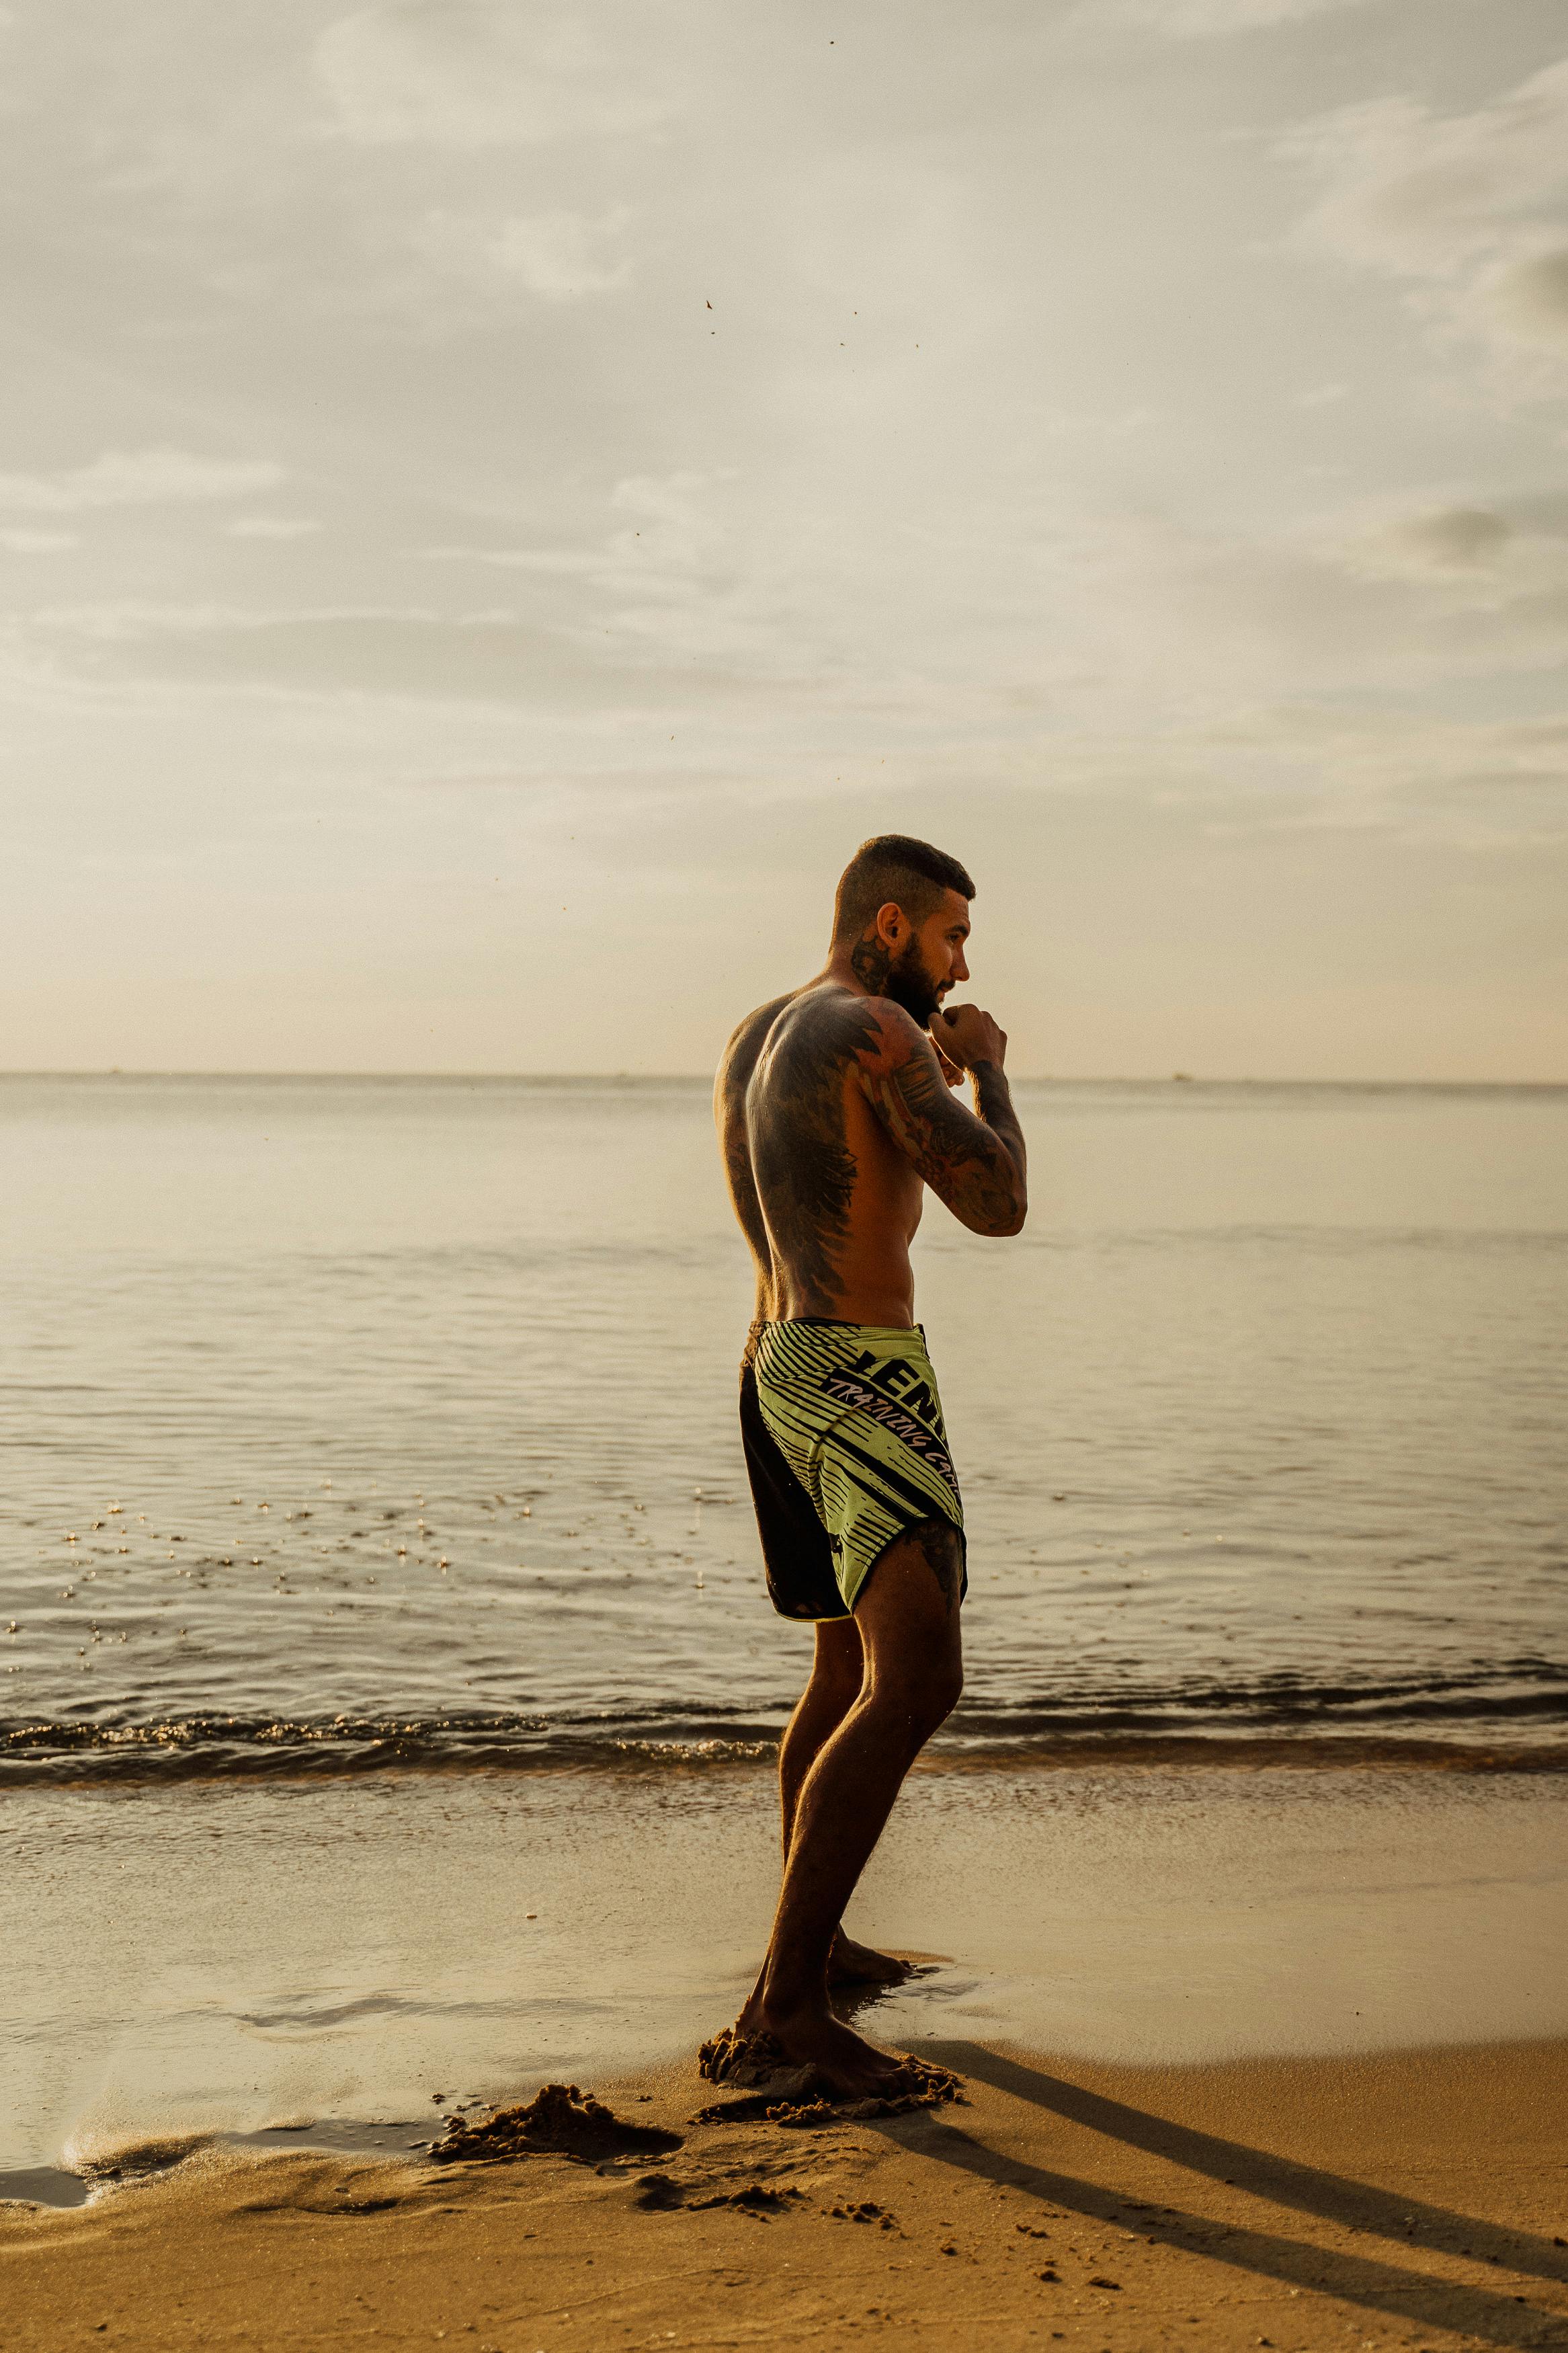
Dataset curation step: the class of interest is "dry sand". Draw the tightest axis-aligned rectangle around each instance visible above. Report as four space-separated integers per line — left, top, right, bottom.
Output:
5 2038 1566 2352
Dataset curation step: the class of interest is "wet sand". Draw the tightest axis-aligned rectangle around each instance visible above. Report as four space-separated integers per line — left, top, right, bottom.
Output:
7 1763 1567 2344
9 1761 1568 2188
5 2038 1567 2350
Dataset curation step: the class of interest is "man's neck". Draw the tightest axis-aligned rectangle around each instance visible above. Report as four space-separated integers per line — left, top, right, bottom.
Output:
825 936 897 998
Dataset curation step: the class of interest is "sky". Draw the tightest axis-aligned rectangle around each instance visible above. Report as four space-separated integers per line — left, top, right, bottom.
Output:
2 0 1566 1078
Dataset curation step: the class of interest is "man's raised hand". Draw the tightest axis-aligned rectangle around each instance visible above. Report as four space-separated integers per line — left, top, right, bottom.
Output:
859 1000 1026 1234
930 1004 1008 1073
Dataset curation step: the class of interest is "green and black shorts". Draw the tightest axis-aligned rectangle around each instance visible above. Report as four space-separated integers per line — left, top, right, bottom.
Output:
739 1318 966 1620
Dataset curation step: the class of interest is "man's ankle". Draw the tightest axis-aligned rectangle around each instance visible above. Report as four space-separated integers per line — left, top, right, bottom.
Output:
759 1962 829 2016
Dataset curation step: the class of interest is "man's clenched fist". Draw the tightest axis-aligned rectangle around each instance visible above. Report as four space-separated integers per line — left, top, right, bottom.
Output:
931 1004 1008 1072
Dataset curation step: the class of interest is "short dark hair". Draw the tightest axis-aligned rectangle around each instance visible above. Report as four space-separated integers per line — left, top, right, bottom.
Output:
831 834 975 942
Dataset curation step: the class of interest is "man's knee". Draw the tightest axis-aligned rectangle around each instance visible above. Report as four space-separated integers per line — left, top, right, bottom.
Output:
883 1651 962 1745
919 1656 964 1734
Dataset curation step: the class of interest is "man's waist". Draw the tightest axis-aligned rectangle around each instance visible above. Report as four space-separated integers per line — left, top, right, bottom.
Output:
760 1316 924 1341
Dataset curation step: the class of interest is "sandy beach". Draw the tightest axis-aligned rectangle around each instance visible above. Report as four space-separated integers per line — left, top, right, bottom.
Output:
6 2036 1567 2350
7 1761 1568 2346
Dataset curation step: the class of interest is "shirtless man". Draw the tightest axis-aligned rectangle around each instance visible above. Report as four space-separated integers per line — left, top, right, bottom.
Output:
711 833 1028 2096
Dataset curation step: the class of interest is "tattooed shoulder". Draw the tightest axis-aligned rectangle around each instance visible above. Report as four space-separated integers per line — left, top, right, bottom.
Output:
848 1000 1027 1239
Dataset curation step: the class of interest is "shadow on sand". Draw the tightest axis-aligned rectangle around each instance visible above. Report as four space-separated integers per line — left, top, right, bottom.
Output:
870 2040 1568 2350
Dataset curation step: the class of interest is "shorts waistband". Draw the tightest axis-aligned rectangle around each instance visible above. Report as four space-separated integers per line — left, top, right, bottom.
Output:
753 1317 926 1343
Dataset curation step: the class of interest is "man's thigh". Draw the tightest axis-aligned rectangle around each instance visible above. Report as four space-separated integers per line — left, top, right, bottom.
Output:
852 1519 964 1688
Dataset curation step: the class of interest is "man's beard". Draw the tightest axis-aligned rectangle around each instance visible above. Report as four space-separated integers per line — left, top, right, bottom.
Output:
882 933 944 1026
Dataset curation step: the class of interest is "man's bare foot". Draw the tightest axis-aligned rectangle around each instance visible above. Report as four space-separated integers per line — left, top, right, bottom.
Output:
828 1931 912 1988
749 1999 910 2100
698 2023 790 2087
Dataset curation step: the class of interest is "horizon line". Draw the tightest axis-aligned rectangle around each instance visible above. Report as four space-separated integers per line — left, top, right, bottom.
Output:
2 1070 1564 1089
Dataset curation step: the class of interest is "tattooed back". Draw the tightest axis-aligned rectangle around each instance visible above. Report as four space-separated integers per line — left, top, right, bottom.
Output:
716 980 1027 1329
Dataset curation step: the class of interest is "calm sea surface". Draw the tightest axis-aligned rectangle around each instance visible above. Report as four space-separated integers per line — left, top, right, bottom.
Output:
3 1076 1564 1782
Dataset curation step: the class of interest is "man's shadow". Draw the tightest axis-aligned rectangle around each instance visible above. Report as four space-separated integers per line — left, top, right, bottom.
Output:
869 2040 1568 2351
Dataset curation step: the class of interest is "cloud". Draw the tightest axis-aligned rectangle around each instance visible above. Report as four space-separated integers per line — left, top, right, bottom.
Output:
1073 0 1367 38
429 475 777 670
315 0 669 147
30 600 487 640
1282 54 1568 385
415 206 634 298
487 208 634 298
1206 711 1568 848
19 598 668 705
228 516 323 540
1386 506 1512 571
0 448 284 514
420 545 599 573
1485 245 1568 346
0 527 77 554
1311 493 1568 662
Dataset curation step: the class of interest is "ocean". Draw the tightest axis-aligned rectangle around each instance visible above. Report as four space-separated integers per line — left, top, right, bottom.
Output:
4 1073 1565 1783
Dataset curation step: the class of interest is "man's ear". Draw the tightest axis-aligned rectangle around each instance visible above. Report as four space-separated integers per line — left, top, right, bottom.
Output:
874 901 904 945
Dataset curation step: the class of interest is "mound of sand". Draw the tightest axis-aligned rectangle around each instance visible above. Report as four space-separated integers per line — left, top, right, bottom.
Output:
429 2083 682 2168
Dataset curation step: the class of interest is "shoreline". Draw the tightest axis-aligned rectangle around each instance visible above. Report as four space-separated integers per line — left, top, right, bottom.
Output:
7 1732 1568 1789
9 1704 1568 1790
5 2036 1567 2350
10 1761 1567 2192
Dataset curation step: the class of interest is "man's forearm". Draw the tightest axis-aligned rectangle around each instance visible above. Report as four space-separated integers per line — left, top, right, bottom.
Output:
971 1061 1027 1183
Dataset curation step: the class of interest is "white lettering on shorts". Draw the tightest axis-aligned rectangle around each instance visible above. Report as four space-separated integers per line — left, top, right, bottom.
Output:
819 1373 960 1496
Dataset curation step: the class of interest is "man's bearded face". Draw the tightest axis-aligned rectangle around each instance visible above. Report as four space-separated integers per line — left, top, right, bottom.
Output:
882 929 945 1026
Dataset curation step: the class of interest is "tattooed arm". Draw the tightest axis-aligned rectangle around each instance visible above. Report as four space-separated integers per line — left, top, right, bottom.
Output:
856 1002 1028 1237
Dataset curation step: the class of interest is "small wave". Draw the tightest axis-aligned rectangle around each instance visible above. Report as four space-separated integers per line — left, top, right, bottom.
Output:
3 1667 1566 1786
0 1708 790 1786
948 1666 1568 1739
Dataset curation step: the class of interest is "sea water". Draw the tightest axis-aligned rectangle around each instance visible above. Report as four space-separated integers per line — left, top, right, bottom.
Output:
3 1075 1565 1780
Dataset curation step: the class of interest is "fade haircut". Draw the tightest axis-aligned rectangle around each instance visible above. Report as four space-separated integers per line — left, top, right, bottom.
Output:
831 834 976 943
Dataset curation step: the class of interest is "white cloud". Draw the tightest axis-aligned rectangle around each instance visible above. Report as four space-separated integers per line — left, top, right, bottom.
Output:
228 516 323 540
1282 55 1568 384
1074 0 1366 38
415 206 634 298
30 600 497 640
420 473 789 673
1286 58 1568 274
420 545 598 573
315 1 669 147
1210 711 1568 848
0 448 284 514
487 208 634 298
0 527 77 553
